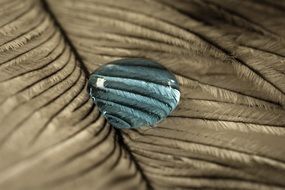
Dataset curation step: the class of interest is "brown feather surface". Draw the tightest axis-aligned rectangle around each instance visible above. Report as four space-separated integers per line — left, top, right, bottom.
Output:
0 0 285 189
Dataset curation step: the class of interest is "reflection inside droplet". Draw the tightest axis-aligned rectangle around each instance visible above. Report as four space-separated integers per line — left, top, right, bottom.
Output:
88 58 180 129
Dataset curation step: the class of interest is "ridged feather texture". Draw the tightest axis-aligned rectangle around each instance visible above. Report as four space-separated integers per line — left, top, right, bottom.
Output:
0 0 285 189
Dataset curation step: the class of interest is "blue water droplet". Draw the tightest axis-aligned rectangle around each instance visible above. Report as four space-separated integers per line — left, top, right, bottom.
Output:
88 58 180 128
